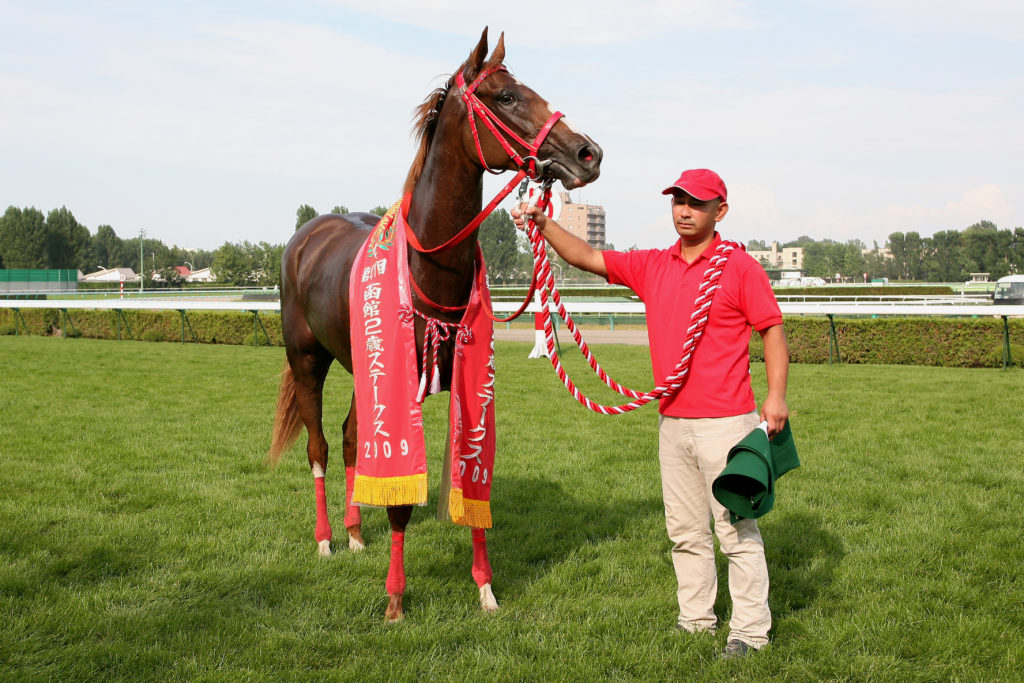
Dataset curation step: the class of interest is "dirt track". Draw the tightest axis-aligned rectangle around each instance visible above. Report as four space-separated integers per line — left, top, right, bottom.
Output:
493 327 648 346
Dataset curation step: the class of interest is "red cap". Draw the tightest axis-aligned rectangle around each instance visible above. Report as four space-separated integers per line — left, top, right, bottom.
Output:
661 169 727 202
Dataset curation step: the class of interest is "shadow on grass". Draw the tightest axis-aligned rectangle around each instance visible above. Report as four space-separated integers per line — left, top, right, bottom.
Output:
402 472 662 601
710 510 845 633
766 510 846 617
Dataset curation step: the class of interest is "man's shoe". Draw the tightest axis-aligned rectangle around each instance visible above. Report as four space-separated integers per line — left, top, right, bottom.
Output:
721 639 757 659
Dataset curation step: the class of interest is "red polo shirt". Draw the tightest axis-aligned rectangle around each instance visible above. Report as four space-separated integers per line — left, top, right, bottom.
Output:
603 233 782 418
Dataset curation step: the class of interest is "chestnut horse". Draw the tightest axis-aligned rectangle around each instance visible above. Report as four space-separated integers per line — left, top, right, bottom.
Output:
268 28 602 621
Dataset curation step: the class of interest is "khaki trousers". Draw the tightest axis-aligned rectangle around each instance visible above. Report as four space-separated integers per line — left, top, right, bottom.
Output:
658 411 770 648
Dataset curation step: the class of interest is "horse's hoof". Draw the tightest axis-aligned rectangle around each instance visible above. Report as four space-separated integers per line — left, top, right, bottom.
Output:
317 539 332 557
346 525 365 552
479 583 499 612
385 594 404 623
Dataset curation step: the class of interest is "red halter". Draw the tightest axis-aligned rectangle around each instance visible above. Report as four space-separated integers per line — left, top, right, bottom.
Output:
456 64 565 179
404 64 564 257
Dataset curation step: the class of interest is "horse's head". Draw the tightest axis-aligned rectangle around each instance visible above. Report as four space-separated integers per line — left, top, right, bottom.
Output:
451 28 603 190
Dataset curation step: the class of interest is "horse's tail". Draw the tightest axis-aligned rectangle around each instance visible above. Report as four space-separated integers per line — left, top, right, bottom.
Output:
268 360 304 466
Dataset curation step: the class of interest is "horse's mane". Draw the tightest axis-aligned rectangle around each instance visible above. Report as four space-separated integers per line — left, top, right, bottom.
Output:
402 77 453 195
403 49 508 196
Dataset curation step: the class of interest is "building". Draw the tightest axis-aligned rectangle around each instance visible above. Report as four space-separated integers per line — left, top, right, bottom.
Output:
150 265 193 283
82 267 140 283
188 267 215 283
747 241 803 270
556 192 606 249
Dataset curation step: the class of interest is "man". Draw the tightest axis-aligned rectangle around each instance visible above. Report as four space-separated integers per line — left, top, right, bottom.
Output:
512 169 789 659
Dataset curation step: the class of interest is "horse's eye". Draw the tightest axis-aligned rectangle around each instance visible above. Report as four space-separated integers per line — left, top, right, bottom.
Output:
496 91 517 106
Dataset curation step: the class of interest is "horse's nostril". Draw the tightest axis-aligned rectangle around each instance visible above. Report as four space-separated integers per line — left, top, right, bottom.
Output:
578 143 602 166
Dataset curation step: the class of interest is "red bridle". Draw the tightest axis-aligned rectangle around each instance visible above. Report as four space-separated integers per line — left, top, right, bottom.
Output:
456 64 565 179
404 64 565 258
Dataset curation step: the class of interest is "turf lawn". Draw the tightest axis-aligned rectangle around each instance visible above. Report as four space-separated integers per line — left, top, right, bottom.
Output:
0 335 1022 681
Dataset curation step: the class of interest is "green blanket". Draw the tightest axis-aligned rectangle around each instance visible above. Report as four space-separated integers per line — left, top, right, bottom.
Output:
712 420 800 523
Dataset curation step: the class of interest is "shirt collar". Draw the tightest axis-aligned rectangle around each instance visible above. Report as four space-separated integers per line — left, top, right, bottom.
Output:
670 232 722 263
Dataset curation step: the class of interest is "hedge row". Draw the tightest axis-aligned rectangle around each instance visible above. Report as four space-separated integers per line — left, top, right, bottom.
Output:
748 317 1021 368
0 308 283 347
2 308 1020 368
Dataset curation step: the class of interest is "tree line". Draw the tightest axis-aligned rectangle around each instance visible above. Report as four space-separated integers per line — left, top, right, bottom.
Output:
748 220 1023 282
6 202 1019 288
0 205 291 287
0 205 218 284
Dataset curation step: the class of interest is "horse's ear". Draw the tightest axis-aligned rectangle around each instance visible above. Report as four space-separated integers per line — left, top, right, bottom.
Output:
463 27 489 81
486 32 505 66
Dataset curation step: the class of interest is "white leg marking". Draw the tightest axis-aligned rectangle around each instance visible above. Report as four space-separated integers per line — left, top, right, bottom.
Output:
311 463 325 478
348 535 365 552
318 539 332 557
479 583 499 612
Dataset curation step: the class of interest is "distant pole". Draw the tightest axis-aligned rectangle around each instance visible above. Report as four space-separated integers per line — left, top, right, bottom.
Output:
139 228 146 293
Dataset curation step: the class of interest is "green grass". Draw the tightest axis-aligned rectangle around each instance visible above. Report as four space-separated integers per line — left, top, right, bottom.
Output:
1 336 1022 681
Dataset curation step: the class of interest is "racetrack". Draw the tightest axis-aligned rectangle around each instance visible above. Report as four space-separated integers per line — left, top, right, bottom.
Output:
494 326 648 346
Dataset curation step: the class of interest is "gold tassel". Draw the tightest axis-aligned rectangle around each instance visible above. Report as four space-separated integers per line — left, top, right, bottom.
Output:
352 473 428 507
448 488 492 529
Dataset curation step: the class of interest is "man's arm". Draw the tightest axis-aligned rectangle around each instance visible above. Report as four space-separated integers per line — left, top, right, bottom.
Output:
758 323 789 436
511 204 608 278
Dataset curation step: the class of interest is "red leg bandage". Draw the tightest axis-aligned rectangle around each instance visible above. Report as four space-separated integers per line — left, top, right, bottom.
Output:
386 531 406 595
471 528 493 587
344 466 361 529
314 476 332 543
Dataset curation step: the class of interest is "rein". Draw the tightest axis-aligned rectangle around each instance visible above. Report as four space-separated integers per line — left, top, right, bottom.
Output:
517 183 739 414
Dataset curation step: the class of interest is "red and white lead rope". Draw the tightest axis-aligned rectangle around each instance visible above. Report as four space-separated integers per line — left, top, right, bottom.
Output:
519 186 738 415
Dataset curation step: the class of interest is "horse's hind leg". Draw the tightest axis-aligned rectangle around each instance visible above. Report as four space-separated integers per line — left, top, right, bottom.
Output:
287 346 335 556
341 393 364 551
384 505 413 622
472 529 499 612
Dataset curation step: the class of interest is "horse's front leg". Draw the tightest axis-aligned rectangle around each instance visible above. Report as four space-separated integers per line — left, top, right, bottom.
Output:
341 394 364 551
472 528 499 612
385 505 413 622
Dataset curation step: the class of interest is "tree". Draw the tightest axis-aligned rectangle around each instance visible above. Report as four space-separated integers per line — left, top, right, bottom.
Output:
783 235 817 249
746 239 769 251
862 248 889 281
841 243 865 279
929 230 965 282
0 206 47 268
961 220 1015 279
212 242 257 286
44 206 90 271
254 241 284 286
369 205 389 217
887 232 907 279
478 209 522 283
157 266 186 287
1012 227 1024 273
903 232 924 280
296 204 317 230
800 241 830 278
88 224 124 271
331 205 349 215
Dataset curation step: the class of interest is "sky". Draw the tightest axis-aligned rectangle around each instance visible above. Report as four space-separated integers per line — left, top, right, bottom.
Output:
1 1 1022 255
